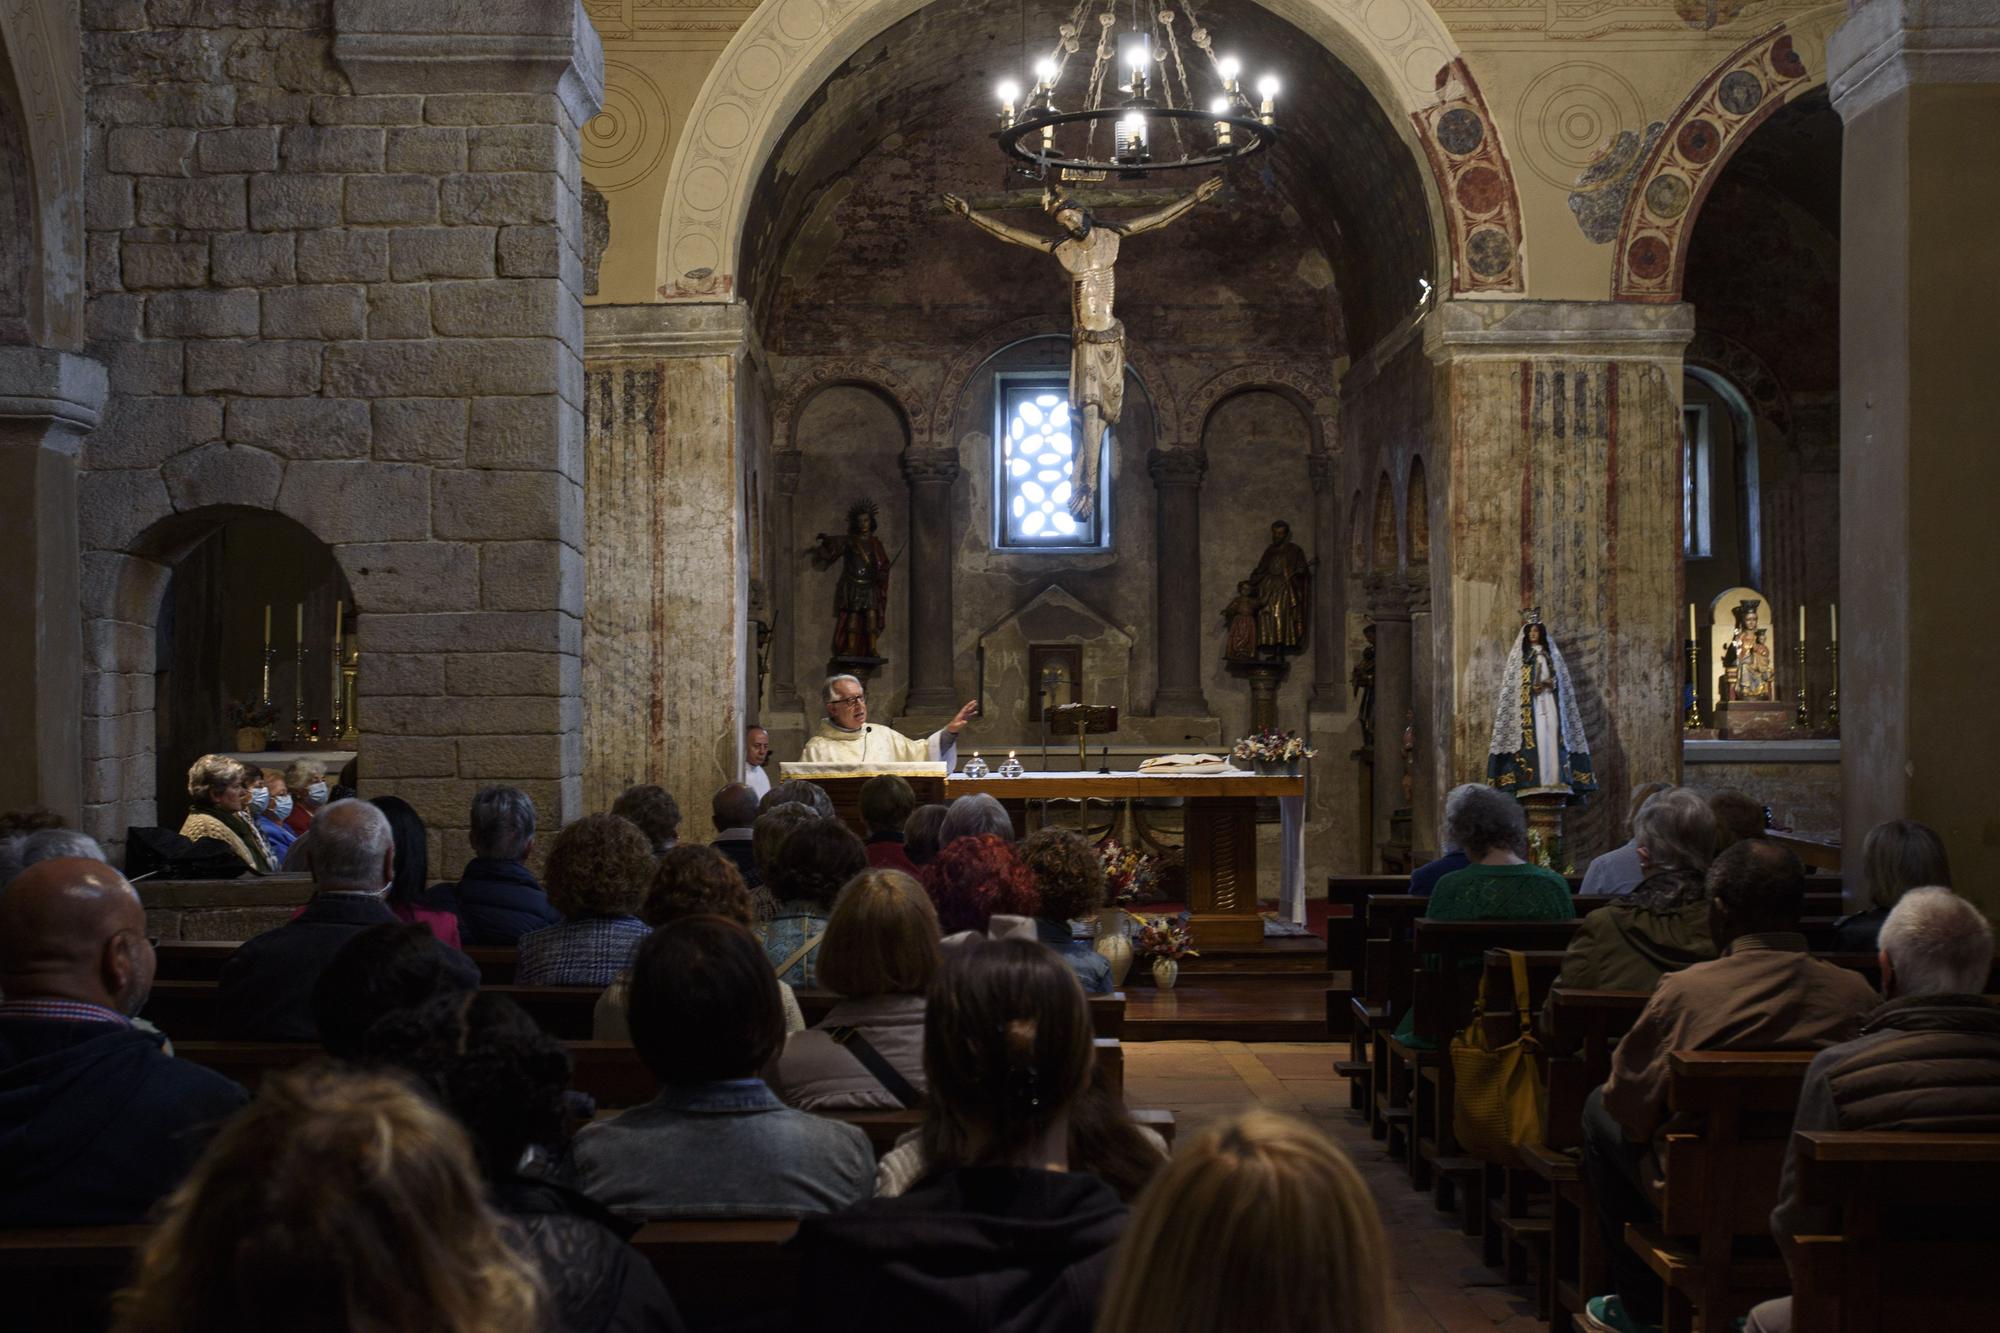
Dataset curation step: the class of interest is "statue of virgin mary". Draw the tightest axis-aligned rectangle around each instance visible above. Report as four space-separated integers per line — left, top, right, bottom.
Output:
1487 611 1595 795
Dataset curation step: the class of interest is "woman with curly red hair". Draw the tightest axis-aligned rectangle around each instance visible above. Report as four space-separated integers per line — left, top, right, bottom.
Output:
919 833 1039 937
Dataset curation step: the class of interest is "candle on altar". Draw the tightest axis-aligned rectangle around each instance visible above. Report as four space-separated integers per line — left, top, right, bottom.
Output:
1687 603 1696 642
294 602 303 642
262 604 271 648
1830 604 1837 645
332 600 344 700
1798 604 1806 642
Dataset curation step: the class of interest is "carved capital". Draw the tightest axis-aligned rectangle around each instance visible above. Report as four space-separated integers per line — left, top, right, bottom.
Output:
1307 452 1337 494
1363 572 1415 620
771 450 804 495
1146 447 1207 489
902 447 961 487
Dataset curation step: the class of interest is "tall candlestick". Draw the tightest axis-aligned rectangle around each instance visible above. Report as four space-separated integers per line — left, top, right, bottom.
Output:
1830 603 1837 645
1797 603 1806 642
294 601 303 642
263 604 271 646
1687 602 1696 641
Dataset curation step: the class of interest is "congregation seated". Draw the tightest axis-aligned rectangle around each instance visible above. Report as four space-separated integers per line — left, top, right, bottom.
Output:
936 791 1014 851
178 753 274 873
0 824 105 888
749 800 819 922
760 778 835 820
921 832 1040 939
902 802 949 867
1747 887 2000 1333
557 917 874 1219
370 795 464 948
611 783 682 857
1829 816 1951 953
110 1066 543 1333
251 767 299 864
517 813 654 987
217 801 427 1043
280 758 330 837
1392 784 1569 1046
1708 786 1766 852
708 782 762 885
1096 1108 1392 1333
310 923 480 1060
0 858 246 1227
788 937 1126 1332
595 844 808 1040
762 818 868 987
1019 827 1114 993
1541 788 1717 1037
453 785 561 946
1580 838 1880 1333
768 868 937 1112
1577 780 1673 897
859 774 920 875
366 993 686 1333
874 1079 1168 1204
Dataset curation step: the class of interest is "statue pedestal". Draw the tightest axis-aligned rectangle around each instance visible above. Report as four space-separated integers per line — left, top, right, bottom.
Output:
1516 788 1572 867
1715 700 1791 740
1227 659 1290 733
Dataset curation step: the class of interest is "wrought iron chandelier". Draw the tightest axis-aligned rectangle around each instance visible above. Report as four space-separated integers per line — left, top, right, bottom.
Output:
992 1 1279 178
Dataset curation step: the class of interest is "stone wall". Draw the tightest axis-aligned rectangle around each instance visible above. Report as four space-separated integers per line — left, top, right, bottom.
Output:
74 0 600 866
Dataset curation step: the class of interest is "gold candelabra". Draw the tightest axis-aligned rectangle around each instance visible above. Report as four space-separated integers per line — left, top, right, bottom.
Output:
1793 637 1810 729
1683 639 1703 730
1825 642 1839 735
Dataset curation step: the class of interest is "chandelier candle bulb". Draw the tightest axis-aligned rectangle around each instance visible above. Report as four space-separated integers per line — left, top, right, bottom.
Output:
1257 73 1279 123
1212 96 1231 146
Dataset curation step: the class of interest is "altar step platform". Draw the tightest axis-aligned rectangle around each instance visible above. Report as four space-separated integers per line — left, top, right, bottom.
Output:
1117 906 1345 1043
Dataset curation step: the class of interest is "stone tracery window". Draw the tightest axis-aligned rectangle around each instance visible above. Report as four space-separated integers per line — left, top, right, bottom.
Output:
993 374 1110 552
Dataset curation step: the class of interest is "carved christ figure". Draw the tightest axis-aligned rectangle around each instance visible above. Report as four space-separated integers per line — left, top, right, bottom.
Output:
942 178 1223 520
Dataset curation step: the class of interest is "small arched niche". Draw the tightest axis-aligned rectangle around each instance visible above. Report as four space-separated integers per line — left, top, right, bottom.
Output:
1404 456 1430 569
154 513 356 824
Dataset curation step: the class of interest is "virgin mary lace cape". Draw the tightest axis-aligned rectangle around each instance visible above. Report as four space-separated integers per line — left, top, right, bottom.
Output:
1486 630 1592 768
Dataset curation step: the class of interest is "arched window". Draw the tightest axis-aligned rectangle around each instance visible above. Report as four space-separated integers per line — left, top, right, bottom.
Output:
992 373 1110 551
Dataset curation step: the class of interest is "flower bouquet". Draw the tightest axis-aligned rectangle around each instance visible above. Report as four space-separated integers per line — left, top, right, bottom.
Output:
1132 915 1198 960
1097 838 1161 907
1230 729 1318 775
225 698 279 753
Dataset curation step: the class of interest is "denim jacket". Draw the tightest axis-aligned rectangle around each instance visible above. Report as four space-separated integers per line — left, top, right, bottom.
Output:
1034 918 1114 994
556 1078 874 1220
761 901 830 988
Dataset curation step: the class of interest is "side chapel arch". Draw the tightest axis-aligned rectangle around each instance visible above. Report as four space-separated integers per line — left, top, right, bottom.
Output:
1370 469 1399 571
655 0 1511 303
1612 8 1845 302
1404 454 1429 570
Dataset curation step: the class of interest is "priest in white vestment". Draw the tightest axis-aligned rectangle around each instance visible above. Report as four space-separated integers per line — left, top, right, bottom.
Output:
800 674 978 766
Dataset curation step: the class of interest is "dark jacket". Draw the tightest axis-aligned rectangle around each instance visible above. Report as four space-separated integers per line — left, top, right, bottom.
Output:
1829 905 1887 953
710 833 760 888
1410 850 1470 898
214 892 401 1041
1773 993 2000 1242
865 833 920 877
0 1015 248 1226
1538 869 1716 1043
788 1166 1127 1333
455 857 563 946
495 1176 685 1333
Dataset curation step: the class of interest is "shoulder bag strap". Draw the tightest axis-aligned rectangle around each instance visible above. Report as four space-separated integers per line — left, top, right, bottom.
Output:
1507 949 1535 1038
774 931 824 979
826 1025 924 1109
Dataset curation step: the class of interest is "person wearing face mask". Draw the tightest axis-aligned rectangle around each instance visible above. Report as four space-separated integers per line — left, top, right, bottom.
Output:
179 755 274 873
282 761 330 837
253 768 300 864
215 800 445 1043
0 858 249 1226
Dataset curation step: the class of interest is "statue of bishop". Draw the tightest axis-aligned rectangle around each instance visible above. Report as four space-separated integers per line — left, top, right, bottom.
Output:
942 177 1223 520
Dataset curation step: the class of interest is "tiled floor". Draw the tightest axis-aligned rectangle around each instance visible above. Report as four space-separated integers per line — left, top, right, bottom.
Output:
1128 1041 1546 1333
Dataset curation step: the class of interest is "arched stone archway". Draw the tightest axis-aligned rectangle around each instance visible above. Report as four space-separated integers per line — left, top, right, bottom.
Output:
774 361 925 453
0 0 86 348
654 0 1474 304
1611 9 1845 302
1404 454 1429 570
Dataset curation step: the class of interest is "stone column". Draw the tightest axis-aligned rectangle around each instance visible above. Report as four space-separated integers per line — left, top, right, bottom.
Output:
1830 0 2000 915
583 302 755 816
0 350 107 825
1366 574 1413 867
1149 447 1211 715
901 447 961 715
768 451 803 718
1308 451 1347 706
1424 299 1694 861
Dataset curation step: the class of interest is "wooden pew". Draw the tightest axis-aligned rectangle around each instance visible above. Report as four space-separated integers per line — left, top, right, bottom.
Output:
630 1218 802 1330
1786 1130 2000 1332
1466 949 1567 1284
1623 1050 1814 1333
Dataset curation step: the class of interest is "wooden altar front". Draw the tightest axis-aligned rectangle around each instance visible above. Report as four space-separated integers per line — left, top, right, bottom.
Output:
949 772 1304 949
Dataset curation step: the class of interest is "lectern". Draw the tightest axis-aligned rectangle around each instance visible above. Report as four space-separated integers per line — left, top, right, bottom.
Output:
1047 702 1117 771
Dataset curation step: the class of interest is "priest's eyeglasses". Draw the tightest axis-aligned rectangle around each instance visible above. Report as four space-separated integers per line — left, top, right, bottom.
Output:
830 693 867 708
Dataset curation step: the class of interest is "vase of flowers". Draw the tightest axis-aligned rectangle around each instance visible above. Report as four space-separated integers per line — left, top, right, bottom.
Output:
1133 916 1197 989
1230 729 1317 776
226 698 278 753
1097 838 1160 908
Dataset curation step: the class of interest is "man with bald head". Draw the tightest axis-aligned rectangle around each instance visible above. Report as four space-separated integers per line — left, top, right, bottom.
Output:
216 799 412 1042
0 858 247 1225
710 782 762 885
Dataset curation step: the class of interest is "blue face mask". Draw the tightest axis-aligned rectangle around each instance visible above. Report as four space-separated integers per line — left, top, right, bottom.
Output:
247 787 270 813
307 781 329 804
272 794 294 821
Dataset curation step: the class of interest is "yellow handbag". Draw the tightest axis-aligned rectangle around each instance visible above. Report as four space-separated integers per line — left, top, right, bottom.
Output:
1448 948 1546 1161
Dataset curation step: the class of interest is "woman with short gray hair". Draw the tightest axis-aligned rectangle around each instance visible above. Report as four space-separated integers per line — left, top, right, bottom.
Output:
180 754 273 872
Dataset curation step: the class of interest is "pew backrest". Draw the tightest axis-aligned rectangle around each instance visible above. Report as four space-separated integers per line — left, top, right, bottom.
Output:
1408 919 1584 1043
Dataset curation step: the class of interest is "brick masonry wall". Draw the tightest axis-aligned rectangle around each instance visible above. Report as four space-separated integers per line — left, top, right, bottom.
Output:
76 0 590 867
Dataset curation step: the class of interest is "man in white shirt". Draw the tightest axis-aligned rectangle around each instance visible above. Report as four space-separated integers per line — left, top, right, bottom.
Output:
799 675 977 765
745 725 772 800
